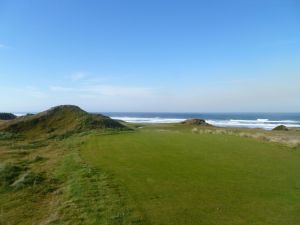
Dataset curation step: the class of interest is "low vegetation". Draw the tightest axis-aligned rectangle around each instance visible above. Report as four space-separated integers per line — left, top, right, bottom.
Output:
273 125 289 131
189 126 300 148
181 118 212 126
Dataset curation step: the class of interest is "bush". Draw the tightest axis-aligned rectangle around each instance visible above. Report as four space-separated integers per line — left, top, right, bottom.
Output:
272 125 289 131
0 113 16 120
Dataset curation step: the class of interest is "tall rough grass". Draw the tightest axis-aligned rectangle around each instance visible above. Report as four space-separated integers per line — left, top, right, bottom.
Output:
191 127 300 148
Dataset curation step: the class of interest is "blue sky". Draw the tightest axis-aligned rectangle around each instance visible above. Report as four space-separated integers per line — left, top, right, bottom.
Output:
0 0 299 112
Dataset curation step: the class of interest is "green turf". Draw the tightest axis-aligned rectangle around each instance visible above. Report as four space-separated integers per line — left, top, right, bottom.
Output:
82 128 300 225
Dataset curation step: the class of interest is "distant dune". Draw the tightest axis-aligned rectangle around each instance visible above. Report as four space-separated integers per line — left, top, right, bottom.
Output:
0 113 17 120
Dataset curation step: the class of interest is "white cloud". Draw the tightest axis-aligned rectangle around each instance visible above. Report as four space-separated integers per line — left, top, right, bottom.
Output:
0 44 6 48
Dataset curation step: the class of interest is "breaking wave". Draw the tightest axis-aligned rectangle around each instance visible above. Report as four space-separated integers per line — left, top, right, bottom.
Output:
112 117 186 124
111 117 300 130
206 119 300 130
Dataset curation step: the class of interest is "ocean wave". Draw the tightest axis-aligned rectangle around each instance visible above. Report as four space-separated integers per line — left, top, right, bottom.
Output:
13 113 26 117
111 116 300 130
229 119 298 124
111 117 186 124
206 120 300 130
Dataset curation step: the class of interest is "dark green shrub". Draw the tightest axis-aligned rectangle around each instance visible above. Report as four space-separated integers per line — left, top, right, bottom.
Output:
272 125 289 131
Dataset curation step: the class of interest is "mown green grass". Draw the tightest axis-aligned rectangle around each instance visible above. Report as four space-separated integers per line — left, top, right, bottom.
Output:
82 128 300 225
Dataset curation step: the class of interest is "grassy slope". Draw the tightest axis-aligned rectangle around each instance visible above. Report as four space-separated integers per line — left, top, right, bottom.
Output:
0 133 143 225
82 126 300 225
0 105 125 138
0 139 63 224
0 106 140 225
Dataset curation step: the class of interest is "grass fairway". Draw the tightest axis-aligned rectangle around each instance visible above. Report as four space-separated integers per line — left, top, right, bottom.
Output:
82 128 300 225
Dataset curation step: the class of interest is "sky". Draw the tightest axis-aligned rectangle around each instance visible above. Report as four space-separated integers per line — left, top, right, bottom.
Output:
0 0 300 112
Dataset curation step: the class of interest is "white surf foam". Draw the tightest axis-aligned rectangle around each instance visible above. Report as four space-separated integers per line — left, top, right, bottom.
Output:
207 119 300 130
112 116 300 130
230 119 298 123
13 113 26 117
111 117 186 124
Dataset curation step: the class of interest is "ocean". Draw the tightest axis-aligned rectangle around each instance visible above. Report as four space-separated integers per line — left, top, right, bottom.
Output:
102 112 300 130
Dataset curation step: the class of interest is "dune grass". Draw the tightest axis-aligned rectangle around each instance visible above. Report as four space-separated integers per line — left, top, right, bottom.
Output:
82 127 300 225
0 138 62 225
0 105 126 138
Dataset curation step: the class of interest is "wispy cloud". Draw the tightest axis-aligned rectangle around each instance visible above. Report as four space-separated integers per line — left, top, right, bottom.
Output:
50 86 74 92
50 84 157 99
0 86 47 99
82 85 157 97
25 86 48 99
0 44 14 50
52 73 158 99
70 72 87 81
